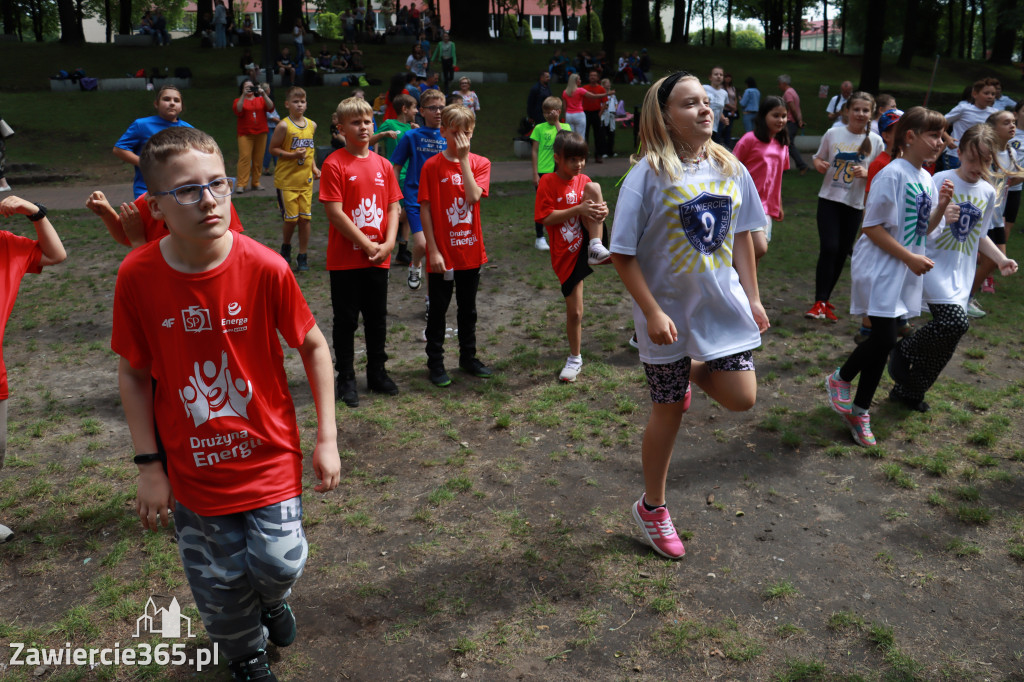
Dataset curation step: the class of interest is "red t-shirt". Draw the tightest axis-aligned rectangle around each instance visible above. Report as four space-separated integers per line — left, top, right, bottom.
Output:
866 151 892 195
319 148 402 270
234 96 273 136
418 152 491 272
111 233 315 516
121 194 244 246
1 232 42 399
535 172 590 284
581 84 606 112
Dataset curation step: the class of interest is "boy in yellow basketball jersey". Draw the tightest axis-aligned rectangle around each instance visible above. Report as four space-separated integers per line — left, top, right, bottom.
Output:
270 87 320 271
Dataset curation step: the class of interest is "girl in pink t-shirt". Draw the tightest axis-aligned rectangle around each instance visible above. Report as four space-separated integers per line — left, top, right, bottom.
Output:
732 95 790 266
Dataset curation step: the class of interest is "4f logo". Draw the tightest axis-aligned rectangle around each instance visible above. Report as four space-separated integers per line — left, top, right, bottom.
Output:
162 318 175 328
182 306 212 333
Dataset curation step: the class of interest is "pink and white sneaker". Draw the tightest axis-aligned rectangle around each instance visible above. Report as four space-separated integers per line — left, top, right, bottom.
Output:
825 370 852 415
843 412 876 447
632 495 686 559
982 276 995 294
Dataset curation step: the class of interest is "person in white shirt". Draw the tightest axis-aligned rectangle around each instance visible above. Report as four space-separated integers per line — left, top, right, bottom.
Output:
704 66 729 146
825 107 954 447
826 80 853 128
610 72 768 561
942 77 999 167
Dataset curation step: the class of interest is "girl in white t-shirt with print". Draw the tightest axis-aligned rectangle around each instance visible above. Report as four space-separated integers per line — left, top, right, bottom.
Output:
610 72 769 560
888 124 1017 412
825 107 955 447
806 92 884 321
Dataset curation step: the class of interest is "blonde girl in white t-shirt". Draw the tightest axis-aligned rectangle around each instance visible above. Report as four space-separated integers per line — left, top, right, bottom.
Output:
610 72 769 560
825 107 955 447
806 92 884 321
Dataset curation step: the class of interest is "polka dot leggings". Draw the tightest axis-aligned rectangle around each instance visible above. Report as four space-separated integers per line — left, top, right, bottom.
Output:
891 303 970 404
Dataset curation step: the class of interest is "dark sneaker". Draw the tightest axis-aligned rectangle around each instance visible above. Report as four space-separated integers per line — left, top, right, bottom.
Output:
395 243 412 266
296 253 309 272
429 367 452 387
229 650 278 682
337 377 358 408
260 602 296 647
459 357 492 379
280 243 292 267
367 368 399 396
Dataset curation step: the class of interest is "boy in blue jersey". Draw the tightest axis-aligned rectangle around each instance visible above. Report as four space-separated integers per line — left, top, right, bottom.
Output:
389 88 447 291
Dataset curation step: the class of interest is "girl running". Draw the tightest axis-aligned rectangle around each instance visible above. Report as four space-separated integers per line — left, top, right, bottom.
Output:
732 95 789 265
826 107 954 446
610 72 769 559
888 124 1017 412
806 92 884 321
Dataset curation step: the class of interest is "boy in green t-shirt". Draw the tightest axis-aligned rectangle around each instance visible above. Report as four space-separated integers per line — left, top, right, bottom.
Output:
530 96 571 251
377 94 418 265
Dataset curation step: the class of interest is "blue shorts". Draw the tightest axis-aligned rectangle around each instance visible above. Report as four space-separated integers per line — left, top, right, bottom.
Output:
405 202 423 234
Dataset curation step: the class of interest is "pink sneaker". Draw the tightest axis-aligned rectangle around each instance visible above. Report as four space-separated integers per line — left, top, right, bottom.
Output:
825 370 852 415
843 412 876 447
982 276 995 294
632 495 686 559
682 385 692 412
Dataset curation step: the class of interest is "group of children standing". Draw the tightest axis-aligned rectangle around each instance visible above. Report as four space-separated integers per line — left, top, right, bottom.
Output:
1 69 1021 681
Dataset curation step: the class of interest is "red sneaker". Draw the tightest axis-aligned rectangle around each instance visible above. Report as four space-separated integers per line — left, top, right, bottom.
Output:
822 301 839 322
982 277 995 294
804 301 826 319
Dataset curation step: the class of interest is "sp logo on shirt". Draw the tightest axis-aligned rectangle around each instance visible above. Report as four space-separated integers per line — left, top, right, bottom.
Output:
182 306 213 333
679 192 731 256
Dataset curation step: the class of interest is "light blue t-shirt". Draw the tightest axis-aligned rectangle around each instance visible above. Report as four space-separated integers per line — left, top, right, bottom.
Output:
115 115 194 198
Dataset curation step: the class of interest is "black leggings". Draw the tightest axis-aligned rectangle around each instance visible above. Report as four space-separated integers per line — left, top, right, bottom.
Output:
815 198 863 302
891 304 969 403
839 316 898 410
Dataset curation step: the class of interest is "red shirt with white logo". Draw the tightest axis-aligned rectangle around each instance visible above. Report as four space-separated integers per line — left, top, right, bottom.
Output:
319 149 402 270
124 194 244 246
535 172 590 284
418 152 491 272
1 232 42 400
111 233 316 516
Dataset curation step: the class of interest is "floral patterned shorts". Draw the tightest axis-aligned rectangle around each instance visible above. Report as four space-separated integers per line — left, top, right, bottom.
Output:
642 351 754 404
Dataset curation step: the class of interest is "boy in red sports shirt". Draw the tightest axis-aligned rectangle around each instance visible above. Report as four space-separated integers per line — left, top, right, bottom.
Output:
319 96 402 408
420 104 492 387
1 195 66 543
534 130 611 383
112 127 340 682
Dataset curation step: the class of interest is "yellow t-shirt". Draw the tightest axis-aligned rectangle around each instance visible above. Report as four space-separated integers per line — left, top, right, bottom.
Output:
274 116 317 190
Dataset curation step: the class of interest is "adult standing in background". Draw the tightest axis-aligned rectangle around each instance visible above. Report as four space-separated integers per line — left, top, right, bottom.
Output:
778 74 809 174
739 77 760 133
826 80 853 128
213 0 227 48
581 69 610 163
527 71 552 126
720 72 738 147
431 32 457 95
0 110 10 192
233 79 274 194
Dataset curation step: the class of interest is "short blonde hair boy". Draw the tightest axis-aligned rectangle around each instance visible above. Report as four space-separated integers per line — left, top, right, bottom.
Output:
441 103 475 131
335 96 374 123
542 96 563 114
139 127 222 189
420 89 445 107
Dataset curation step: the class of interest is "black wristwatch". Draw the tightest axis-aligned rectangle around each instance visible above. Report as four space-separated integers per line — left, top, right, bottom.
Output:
26 203 46 222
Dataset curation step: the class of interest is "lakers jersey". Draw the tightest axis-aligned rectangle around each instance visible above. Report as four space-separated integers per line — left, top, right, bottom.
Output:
274 116 317 190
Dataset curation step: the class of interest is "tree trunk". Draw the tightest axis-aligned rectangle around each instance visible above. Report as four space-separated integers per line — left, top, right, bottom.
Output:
684 0 693 43
559 0 569 43
897 0 919 67
822 0 827 52
584 0 594 41
280 0 301 38
792 0 802 51
631 0 653 42
959 0 966 58
262 0 277 86
725 0 731 46
840 0 846 53
967 0 975 59
670 0 686 42
2 0 18 35
945 0 953 57
57 0 85 43
652 0 663 42
450 0 490 39
979 0 987 59
990 0 1018 63
194 0 213 36
700 0 705 45
547 1 552 42
602 0 622 60
104 0 111 42
858 0 885 93
117 0 131 35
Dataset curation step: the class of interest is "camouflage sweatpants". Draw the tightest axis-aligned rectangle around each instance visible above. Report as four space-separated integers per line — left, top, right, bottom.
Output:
174 496 307 662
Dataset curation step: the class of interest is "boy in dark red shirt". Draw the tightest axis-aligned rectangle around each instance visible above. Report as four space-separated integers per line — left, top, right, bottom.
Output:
420 104 492 387
112 127 340 682
319 96 402 407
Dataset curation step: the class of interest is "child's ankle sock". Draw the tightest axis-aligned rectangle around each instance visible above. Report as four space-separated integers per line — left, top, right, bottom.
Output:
851 404 868 416
642 498 665 512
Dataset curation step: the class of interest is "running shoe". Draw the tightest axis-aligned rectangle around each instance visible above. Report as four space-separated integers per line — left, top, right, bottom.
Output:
628 333 639 349
260 602 296 647
822 300 839 322
459 357 493 379
966 298 986 318
429 366 452 387
804 301 826 319
843 412 876 447
534 236 550 251
280 243 292 267
229 650 278 682
982 276 995 294
631 495 686 559
559 355 583 382
587 241 612 266
296 253 309 272
825 370 852 415
407 264 422 290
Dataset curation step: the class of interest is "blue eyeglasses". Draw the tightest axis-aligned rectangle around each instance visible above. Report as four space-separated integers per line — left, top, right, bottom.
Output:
152 177 236 206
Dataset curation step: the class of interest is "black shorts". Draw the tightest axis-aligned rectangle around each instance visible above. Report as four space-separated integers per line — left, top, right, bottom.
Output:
560 227 593 297
1004 191 1020 224
988 226 1007 245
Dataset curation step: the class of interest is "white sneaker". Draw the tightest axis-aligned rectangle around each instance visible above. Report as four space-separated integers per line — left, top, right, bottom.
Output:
966 298 986 318
628 333 639 349
588 241 612 265
408 264 422 290
559 355 583 382
535 236 550 251
0 523 12 543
